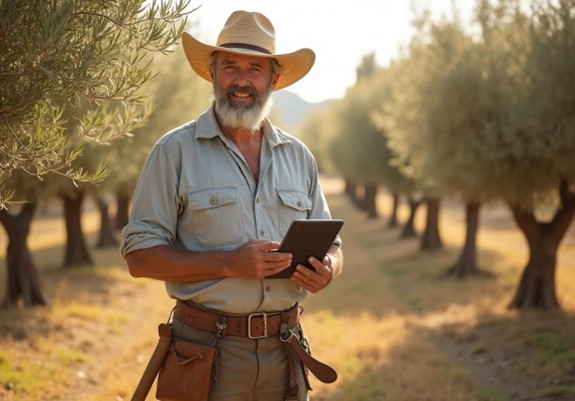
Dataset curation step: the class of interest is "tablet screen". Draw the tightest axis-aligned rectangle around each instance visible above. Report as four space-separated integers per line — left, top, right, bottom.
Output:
267 219 343 279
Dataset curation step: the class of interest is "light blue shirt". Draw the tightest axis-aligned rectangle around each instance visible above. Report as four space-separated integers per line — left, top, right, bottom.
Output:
121 105 340 313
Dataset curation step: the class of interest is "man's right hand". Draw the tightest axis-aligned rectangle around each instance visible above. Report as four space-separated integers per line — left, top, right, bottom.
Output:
231 240 292 279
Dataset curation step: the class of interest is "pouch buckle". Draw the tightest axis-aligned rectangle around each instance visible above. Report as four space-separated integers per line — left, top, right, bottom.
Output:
247 312 268 339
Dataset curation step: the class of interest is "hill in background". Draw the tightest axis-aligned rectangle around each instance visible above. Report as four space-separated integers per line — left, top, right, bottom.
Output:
272 90 336 134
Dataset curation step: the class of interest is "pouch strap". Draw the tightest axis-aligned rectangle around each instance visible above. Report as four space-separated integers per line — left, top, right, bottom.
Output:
281 330 337 384
130 323 173 401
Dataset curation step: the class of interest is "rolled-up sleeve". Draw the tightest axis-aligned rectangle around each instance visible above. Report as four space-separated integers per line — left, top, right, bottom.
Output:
120 143 181 257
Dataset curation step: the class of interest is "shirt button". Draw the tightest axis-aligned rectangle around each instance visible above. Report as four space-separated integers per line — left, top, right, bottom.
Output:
209 196 218 206
255 197 260 203
265 286 271 292
259 229 265 236
297 201 302 207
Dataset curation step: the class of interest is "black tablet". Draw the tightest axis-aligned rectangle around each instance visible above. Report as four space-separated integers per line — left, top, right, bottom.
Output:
267 219 344 279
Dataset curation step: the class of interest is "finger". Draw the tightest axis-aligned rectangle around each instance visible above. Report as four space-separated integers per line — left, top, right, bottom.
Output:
256 241 282 252
262 250 292 264
291 270 322 293
293 259 331 290
294 264 323 286
307 257 331 277
262 263 292 277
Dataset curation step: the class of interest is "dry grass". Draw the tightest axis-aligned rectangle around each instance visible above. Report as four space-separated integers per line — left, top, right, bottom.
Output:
1 177 575 401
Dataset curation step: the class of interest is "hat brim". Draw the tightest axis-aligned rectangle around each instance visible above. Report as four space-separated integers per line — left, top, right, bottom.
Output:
182 32 315 91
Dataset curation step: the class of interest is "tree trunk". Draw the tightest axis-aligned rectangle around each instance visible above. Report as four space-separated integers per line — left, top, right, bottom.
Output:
354 183 367 211
364 183 378 219
508 181 575 310
62 190 93 268
0 203 47 307
344 177 357 201
401 195 423 238
447 202 490 278
95 196 118 248
421 197 443 251
115 191 130 231
345 177 365 210
387 192 400 228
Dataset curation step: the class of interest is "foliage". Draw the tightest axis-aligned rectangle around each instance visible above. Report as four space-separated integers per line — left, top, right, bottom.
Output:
108 44 212 197
0 0 192 207
323 61 415 194
298 110 333 173
372 0 575 211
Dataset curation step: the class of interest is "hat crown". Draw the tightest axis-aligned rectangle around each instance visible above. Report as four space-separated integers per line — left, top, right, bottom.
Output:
181 10 315 91
216 11 276 55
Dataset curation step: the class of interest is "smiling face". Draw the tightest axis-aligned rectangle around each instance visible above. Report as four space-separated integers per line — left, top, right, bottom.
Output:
211 52 279 131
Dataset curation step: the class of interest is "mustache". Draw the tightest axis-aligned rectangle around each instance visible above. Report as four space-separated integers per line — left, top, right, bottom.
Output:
226 85 257 96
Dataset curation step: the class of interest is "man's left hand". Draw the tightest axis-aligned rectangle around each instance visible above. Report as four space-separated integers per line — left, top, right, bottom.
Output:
291 255 333 293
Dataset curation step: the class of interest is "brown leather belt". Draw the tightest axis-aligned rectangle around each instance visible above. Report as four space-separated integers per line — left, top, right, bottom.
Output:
174 300 300 338
173 300 338 386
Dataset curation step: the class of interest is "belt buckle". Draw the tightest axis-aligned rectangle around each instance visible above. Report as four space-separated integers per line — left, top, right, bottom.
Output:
247 312 268 339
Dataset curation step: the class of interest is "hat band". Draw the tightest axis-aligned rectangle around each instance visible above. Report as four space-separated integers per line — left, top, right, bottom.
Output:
220 43 272 55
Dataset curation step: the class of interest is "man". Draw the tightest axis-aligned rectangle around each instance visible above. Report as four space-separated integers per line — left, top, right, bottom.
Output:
121 10 343 401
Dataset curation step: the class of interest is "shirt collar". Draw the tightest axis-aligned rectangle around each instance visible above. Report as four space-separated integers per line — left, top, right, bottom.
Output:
196 103 293 148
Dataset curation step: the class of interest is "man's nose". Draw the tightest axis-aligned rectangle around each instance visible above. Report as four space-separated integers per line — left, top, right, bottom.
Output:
233 70 250 86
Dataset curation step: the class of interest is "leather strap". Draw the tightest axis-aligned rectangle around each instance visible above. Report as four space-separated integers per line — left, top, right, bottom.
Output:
282 331 338 384
174 300 300 338
130 323 172 401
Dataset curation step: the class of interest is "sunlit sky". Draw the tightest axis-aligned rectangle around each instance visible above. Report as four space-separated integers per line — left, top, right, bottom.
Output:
186 0 476 103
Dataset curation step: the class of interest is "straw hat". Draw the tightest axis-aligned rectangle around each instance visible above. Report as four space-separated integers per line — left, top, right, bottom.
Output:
182 10 315 90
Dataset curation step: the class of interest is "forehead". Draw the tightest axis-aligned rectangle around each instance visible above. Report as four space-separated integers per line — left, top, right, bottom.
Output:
215 51 274 67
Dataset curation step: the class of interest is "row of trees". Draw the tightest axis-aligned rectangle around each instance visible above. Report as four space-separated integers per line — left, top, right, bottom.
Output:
300 0 575 310
3 0 574 312
0 0 212 307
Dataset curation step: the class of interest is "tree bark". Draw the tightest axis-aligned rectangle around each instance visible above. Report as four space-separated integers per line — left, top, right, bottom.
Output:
447 202 490 278
62 190 93 268
401 195 423 238
0 203 47 307
344 177 356 201
354 183 367 211
115 191 130 231
364 183 378 219
421 197 443 251
508 181 575 310
387 192 400 228
95 196 118 248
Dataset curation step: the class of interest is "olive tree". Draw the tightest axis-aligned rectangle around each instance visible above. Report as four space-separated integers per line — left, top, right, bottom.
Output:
0 0 192 208
0 0 192 307
377 0 575 310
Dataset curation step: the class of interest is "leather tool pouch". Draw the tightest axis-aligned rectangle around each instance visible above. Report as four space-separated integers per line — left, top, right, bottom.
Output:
156 336 217 401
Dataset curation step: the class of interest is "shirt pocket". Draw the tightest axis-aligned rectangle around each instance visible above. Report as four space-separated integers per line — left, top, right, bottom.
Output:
277 189 312 235
187 187 243 248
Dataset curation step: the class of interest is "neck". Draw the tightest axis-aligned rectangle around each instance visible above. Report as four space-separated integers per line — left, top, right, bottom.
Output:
215 113 263 144
222 125 260 142
218 120 263 181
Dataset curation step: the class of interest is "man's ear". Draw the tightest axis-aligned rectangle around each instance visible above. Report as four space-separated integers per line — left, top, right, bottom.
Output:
271 73 280 90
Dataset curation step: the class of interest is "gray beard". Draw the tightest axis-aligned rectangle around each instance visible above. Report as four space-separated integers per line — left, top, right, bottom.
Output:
214 84 274 132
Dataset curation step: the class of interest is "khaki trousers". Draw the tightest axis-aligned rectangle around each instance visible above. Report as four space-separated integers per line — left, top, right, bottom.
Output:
171 318 310 401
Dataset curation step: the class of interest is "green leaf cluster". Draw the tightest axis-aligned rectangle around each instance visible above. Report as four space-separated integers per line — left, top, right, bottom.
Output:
372 0 575 210
0 0 192 207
